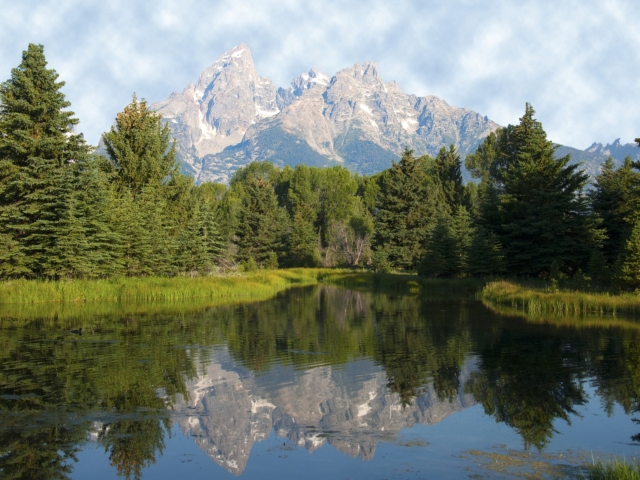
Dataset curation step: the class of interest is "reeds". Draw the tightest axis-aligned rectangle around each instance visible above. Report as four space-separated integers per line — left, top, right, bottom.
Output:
480 280 640 316
588 458 640 480
0 269 329 305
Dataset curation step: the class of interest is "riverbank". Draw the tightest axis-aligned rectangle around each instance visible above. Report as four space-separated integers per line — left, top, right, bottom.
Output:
479 280 640 316
0 270 487 306
6 270 640 320
0 269 334 305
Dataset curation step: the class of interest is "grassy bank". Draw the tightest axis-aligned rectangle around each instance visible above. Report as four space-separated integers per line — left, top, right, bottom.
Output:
588 458 640 480
0 269 328 305
0 270 485 306
0 270 486 322
480 280 640 316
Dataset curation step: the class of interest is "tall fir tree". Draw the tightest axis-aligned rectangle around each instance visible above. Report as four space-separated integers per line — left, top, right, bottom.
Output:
466 226 506 276
287 203 320 267
435 145 469 212
101 96 198 276
589 157 640 268
472 104 603 277
616 219 640 290
235 177 288 269
102 95 178 195
374 148 442 270
419 206 473 278
0 44 92 278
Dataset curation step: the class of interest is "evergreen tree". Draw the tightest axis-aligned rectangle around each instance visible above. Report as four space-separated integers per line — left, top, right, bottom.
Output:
287 203 320 267
374 148 442 270
0 44 92 278
235 177 288 268
473 104 603 277
176 200 225 274
102 95 177 195
44 160 121 278
176 201 210 275
419 214 455 277
466 226 506 276
435 145 469 212
419 206 473 278
590 157 640 267
616 220 640 290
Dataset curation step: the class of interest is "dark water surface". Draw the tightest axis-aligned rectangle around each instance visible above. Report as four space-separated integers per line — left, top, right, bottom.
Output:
1 285 640 479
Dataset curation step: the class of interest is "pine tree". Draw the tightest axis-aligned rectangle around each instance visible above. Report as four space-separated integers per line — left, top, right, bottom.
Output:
435 145 469 212
287 203 320 267
176 201 210 275
466 227 506 276
0 44 92 278
102 95 177 195
419 206 473 278
419 214 455 277
43 159 121 278
590 157 640 267
374 148 442 270
101 96 200 276
474 104 603 277
616 220 640 290
235 177 288 268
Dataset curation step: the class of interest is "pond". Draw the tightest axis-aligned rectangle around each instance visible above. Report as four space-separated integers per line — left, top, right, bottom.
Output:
1 285 639 479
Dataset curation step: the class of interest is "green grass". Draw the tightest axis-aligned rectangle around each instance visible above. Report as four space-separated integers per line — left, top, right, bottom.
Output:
0 269 329 305
588 458 640 480
480 280 640 316
0 270 486 323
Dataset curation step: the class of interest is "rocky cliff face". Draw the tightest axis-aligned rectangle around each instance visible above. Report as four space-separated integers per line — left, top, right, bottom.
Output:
152 44 279 179
585 138 640 162
151 44 499 184
172 349 475 475
151 43 625 184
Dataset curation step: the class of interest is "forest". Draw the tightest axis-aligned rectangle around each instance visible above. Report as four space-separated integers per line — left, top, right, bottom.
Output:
2 44 640 289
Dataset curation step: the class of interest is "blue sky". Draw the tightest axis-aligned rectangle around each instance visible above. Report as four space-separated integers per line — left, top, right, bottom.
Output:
1 0 638 149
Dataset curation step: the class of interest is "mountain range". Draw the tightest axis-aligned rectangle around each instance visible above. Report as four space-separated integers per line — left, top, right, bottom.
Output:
151 44 638 184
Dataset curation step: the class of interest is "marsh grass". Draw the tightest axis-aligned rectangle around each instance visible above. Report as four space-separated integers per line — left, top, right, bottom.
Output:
0 270 486 323
588 458 640 480
480 280 640 316
0 269 328 305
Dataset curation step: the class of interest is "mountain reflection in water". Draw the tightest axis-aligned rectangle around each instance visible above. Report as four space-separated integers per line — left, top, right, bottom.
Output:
172 351 475 475
1 285 640 479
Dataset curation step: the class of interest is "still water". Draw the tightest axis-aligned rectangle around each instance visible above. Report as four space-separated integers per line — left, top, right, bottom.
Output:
1 285 640 479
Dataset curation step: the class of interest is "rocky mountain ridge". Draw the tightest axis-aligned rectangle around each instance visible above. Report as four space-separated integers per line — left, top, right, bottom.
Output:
585 138 640 162
151 44 499 183
151 43 633 184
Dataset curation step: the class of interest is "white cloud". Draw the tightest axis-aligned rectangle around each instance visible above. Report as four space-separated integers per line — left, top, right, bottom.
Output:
1 0 638 150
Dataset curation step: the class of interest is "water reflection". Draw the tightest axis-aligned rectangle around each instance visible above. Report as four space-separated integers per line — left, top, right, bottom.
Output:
172 351 475 474
0 285 640 479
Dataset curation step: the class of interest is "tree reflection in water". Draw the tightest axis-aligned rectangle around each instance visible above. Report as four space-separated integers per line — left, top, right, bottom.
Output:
1 285 640 478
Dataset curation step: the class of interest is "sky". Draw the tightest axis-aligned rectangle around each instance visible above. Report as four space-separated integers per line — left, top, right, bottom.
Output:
1 0 638 149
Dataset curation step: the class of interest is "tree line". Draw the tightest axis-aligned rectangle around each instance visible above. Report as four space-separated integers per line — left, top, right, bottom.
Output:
1 44 640 287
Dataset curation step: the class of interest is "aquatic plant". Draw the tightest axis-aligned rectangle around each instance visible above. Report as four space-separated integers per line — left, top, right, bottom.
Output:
588 458 640 480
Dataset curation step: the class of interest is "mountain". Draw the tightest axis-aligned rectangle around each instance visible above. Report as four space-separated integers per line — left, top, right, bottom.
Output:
554 145 618 179
151 43 627 184
151 44 499 184
585 138 640 163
